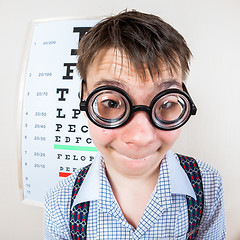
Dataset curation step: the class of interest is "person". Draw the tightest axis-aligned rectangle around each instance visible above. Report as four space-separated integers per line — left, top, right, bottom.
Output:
44 10 226 239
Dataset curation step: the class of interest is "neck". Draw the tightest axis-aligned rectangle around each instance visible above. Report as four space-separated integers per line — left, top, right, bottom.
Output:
104 161 160 195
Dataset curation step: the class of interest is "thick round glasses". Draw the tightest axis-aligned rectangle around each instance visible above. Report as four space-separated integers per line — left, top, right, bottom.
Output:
80 84 197 131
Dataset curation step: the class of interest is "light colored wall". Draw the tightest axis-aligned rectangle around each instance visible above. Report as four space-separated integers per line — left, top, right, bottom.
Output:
0 0 239 239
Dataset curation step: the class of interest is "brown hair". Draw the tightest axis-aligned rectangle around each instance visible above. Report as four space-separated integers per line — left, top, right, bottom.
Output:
77 10 192 82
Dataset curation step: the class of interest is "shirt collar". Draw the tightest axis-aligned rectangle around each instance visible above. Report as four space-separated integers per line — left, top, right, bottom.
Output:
72 150 196 209
71 152 101 210
166 150 196 200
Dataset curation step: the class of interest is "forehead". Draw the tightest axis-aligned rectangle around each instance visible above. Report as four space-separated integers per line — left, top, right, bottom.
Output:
86 48 182 89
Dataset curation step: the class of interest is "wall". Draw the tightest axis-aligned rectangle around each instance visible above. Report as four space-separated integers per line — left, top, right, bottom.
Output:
0 0 239 239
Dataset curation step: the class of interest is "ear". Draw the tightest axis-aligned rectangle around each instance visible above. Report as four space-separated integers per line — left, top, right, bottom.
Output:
82 83 88 99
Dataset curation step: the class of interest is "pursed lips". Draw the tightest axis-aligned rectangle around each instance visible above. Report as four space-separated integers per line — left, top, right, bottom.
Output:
110 146 161 160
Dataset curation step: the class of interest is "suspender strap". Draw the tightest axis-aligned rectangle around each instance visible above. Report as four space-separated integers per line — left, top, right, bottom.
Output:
69 155 204 240
70 164 91 240
177 154 204 240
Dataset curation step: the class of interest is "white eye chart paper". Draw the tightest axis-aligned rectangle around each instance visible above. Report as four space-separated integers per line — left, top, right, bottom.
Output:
19 18 99 205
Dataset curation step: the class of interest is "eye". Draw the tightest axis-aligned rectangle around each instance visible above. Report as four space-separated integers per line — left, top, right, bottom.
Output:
161 101 173 109
160 101 179 110
92 92 127 120
102 99 121 109
86 87 132 128
153 95 183 122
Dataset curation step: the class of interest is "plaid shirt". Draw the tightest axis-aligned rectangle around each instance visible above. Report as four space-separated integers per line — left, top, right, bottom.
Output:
44 151 226 239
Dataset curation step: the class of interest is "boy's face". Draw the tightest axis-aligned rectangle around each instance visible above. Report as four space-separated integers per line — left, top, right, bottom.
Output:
84 48 182 178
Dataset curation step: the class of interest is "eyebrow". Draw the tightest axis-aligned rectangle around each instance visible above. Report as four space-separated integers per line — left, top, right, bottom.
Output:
159 79 182 90
92 78 182 91
93 79 126 89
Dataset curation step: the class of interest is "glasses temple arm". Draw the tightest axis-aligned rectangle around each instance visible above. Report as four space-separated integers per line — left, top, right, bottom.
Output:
79 79 87 111
182 83 197 115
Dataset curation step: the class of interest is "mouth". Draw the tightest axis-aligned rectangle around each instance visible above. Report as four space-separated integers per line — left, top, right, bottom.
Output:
111 147 160 161
108 145 162 162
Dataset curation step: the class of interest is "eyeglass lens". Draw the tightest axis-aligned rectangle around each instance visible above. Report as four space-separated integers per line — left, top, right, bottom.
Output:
92 90 129 121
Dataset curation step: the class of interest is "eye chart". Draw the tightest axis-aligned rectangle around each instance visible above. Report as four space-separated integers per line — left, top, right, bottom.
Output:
18 18 99 205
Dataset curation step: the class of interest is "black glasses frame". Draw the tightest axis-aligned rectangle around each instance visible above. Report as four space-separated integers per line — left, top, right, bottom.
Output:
79 81 197 130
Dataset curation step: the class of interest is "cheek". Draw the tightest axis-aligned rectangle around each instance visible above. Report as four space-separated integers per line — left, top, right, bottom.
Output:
157 128 181 146
88 121 118 147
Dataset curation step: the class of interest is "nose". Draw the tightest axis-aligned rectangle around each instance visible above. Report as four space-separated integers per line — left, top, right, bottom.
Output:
121 111 157 147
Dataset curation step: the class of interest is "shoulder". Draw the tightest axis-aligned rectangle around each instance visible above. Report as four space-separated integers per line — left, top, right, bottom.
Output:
176 154 223 203
175 154 226 239
196 158 224 204
45 169 80 205
195 158 223 191
193 158 225 228
176 153 223 188
44 169 81 229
